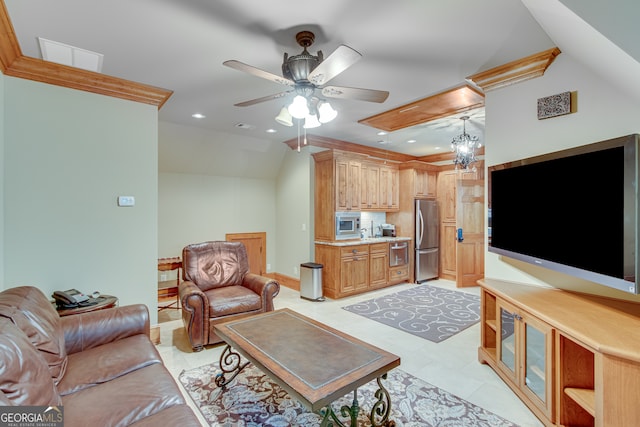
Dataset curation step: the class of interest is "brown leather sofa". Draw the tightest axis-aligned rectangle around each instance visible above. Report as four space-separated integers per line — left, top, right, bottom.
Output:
0 286 201 426
180 241 280 351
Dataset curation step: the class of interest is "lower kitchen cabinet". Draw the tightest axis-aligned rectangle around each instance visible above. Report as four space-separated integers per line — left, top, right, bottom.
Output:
369 243 389 288
340 245 369 294
314 239 410 299
388 264 409 284
479 278 640 427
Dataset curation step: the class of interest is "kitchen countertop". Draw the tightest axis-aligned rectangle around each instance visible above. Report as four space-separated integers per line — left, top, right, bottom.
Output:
315 237 411 247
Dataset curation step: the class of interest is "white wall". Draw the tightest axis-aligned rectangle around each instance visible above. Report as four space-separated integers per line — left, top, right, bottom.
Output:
3 76 161 322
0 72 4 287
275 147 316 279
158 172 278 269
485 52 640 301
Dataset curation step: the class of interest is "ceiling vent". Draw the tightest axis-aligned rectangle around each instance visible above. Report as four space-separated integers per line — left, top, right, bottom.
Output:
38 37 104 73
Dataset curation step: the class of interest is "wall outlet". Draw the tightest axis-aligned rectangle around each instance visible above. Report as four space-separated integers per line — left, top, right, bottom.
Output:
293 266 298 275
301 223 306 231
266 263 271 271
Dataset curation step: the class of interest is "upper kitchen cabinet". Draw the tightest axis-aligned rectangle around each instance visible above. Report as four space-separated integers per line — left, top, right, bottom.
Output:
379 166 399 211
360 162 380 210
335 157 361 211
313 150 400 242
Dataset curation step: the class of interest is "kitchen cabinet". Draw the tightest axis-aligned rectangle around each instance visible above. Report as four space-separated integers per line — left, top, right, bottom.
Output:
480 278 640 427
340 245 369 294
360 162 380 210
369 243 388 287
415 169 437 198
336 157 361 211
314 238 410 299
313 150 400 242
379 166 399 211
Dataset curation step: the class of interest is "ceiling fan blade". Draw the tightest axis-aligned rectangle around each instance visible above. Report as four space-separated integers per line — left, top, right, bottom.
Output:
321 85 389 103
233 90 293 107
223 60 294 87
307 45 361 86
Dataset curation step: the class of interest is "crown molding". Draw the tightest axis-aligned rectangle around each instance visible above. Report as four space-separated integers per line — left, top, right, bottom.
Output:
466 47 561 92
0 0 172 108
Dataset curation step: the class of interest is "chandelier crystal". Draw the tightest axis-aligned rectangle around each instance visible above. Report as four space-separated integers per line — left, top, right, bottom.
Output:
451 116 481 170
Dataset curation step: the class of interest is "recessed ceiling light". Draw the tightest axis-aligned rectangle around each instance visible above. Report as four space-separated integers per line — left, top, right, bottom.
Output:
266 129 277 133
407 139 416 144
435 146 442 150
192 113 205 119
377 131 387 136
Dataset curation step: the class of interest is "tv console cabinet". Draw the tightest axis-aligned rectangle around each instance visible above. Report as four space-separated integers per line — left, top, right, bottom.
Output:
478 278 640 427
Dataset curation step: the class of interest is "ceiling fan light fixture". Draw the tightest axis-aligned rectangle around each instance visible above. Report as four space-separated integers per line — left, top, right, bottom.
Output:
318 101 337 123
275 106 293 127
288 95 309 119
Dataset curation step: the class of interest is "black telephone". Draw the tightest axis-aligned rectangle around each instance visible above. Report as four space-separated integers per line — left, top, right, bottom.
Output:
53 289 90 308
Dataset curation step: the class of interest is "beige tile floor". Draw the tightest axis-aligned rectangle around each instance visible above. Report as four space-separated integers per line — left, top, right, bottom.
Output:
156 280 544 427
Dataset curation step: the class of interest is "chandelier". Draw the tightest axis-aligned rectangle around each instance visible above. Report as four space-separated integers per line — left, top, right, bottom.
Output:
451 116 481 169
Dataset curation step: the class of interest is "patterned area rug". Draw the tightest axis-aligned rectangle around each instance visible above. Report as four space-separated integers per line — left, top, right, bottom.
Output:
342 285 480 343
179 362 518 427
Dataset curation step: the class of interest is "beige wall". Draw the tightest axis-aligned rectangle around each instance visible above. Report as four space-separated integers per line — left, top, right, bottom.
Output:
3 76 161 323
484 52 640 301
275 147 317 279
157 172 278 270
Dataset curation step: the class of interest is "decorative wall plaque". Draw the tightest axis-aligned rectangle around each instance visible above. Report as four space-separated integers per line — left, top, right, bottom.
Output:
537 91 574 120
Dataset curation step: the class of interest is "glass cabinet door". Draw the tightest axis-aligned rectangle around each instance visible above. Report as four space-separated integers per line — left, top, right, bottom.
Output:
497 302 517 380
524 324 546 400
522 315 553 418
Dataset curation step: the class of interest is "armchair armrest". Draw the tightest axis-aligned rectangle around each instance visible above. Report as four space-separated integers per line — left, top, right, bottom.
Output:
242 274 280 311
179 280 209 351
61 304 150 355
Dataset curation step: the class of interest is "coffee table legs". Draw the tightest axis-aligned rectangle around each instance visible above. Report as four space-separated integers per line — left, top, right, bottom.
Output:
214 345 250 388
320 373 395 427
215 345 395 426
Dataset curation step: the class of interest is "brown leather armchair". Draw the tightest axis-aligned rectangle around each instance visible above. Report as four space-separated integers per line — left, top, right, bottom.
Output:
179 241 280 351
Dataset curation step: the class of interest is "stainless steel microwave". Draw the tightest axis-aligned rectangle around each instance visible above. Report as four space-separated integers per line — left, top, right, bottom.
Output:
335 212 361 240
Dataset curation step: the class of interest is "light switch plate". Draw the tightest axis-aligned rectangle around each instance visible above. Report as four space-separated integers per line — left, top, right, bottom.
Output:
117 196 135 207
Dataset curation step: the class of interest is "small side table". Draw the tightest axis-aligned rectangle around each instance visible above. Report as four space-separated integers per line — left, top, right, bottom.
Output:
55 295 118 317
158 257 182 310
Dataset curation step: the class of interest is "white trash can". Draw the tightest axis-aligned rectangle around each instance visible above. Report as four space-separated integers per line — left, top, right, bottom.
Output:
299 262 324 301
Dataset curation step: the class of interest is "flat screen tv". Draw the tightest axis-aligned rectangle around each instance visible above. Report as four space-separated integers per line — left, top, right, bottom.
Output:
488 134 639 294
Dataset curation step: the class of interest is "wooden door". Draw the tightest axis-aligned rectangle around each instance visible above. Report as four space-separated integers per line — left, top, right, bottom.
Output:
225 232 267 276
456 179 485 287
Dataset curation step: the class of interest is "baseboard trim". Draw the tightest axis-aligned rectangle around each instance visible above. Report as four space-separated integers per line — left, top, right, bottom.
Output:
273 272 300 291
150 325 160 345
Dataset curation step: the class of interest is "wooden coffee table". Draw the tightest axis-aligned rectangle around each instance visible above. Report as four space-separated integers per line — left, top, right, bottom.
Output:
213 308 400 427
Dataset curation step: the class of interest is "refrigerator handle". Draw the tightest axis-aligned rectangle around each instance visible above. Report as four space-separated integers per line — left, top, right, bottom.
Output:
417 208 424 246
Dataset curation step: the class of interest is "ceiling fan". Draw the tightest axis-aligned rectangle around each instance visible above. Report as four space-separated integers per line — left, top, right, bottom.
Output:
223 31 389 109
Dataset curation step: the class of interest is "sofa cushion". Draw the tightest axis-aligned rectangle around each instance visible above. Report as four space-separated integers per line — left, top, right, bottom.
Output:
56 334 162 396
207 285 261 317
128 404 202 426
0 319 62 406
0 286 67 383
61 363 187 427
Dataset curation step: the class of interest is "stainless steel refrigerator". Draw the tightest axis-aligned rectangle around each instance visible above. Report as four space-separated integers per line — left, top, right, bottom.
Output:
415 199 439 282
